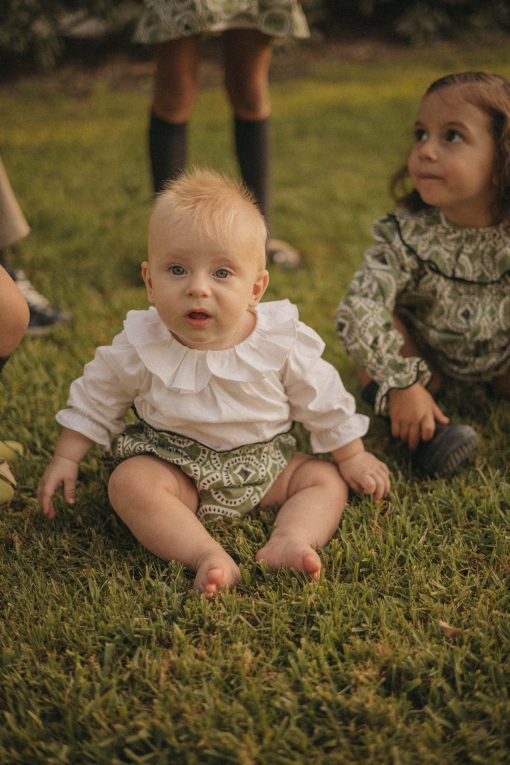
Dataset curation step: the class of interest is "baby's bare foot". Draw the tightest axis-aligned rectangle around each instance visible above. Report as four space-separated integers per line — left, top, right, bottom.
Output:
193 551 241 599
255 536 322 581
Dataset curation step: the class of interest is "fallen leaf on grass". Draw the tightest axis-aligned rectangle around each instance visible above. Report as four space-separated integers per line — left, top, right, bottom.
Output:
438 620 461 638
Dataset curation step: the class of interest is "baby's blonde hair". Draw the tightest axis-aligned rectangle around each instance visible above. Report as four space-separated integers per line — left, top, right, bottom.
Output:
148 168 268 267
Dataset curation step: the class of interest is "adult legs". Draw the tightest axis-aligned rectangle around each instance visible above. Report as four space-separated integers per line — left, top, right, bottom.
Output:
108 455 241 597
224 29 272 220
256 454 347 581
149 36 201 192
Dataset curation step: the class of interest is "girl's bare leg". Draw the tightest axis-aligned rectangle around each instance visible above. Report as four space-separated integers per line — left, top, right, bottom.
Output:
152 36 201 122
224 29 272 120
357 313 443 395
256 455 348 581
108 455 240 598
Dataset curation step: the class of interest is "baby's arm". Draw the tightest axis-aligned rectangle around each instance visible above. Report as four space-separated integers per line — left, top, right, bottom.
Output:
37 428 94 519
331 439 390 501
389 384 448 451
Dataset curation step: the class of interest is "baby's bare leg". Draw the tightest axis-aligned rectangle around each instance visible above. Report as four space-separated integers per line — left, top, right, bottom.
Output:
108 455 240 597
256 455 348 581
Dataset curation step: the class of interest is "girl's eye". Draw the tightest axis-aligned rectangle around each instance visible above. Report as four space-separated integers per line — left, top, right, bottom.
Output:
446 128 462 143
214 268 231 279
169 265 186 276
414 127 427 142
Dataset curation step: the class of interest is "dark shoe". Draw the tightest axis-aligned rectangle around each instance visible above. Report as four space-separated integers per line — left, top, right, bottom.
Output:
9 269 71 336
413 423 478 476
266 239 301 269
361 380 379 407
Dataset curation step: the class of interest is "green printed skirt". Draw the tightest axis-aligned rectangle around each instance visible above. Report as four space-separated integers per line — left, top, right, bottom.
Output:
110 420 296 519
134 0 310 43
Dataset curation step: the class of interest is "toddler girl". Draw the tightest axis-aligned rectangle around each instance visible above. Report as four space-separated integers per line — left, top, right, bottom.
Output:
38 169 390 597
337 71 510 476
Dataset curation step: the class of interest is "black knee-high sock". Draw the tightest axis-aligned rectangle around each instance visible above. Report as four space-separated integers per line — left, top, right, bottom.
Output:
148 111 188 193
234 116 271 224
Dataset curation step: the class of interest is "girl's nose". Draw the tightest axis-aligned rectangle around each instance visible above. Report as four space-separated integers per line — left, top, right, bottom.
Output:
417 137 438 160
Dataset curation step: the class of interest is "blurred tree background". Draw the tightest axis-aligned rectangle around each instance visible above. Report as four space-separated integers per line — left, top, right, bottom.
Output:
1 0 510 71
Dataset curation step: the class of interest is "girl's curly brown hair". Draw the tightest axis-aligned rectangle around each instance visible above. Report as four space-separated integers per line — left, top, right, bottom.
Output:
390 71 510 224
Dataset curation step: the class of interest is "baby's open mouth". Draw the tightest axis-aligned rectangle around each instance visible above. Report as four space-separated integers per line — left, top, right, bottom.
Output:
188 311 209 320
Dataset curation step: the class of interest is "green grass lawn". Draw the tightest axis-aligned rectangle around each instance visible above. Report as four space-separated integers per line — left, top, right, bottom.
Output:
0 39 509 764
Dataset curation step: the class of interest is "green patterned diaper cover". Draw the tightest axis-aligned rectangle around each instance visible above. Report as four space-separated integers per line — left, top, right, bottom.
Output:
109 420 296 519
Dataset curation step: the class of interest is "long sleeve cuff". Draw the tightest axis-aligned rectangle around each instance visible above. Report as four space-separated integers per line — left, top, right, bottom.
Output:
374 357 431 416
310 413 370 453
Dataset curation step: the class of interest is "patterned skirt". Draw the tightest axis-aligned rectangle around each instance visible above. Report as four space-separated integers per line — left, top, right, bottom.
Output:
134 0 310 43
109 419 296 519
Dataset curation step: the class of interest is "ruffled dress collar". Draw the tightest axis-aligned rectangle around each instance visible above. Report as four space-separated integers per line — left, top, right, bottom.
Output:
392 208 510 284
124 300 299 392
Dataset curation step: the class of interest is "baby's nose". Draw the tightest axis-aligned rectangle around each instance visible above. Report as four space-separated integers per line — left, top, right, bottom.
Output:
187 273 211 295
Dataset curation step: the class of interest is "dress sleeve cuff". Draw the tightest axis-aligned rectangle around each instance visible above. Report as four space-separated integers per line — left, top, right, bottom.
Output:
375 358 432 416
310 413 370 453
56 408 116 448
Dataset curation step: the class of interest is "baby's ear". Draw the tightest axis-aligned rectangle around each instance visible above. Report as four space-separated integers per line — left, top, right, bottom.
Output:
141 261 153 301
251 269 269 306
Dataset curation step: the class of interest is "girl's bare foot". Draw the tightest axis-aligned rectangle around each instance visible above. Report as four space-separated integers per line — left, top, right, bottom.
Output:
255 536 322 581
193 550 241 598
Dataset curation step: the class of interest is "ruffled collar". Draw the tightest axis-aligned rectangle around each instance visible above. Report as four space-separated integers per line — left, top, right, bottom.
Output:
124 301 299 392
390 208 510 284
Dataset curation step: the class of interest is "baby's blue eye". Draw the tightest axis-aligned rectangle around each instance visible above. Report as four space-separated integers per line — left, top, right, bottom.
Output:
169 265 186 275
414 128 427 142
214 268 231 279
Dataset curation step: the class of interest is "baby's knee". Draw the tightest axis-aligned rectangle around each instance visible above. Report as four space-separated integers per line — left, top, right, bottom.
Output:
294 458 347 496
108 460 136 503
108 457 156 502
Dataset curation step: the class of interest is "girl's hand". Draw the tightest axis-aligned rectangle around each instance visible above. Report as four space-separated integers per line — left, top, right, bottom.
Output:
389 383 448 451
37 456 79 519
337 451 391 502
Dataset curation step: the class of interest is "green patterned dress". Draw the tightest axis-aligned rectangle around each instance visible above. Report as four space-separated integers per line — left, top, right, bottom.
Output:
336 208 510 415
134 0 310 43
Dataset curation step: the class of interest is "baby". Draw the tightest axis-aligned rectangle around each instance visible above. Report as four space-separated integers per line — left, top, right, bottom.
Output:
38 169 390 597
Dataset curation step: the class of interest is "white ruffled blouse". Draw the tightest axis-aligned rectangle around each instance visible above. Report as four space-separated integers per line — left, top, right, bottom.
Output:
57 300 369 453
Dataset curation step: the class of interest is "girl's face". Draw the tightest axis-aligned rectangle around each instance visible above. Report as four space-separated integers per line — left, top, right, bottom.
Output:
142 216 268 351
407 87 498 226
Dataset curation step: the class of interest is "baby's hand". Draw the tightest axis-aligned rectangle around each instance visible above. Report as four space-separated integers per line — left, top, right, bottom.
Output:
37 456 79 519
337 451 390 501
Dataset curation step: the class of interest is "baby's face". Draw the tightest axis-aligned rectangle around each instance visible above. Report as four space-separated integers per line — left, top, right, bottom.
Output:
142 217 268 350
